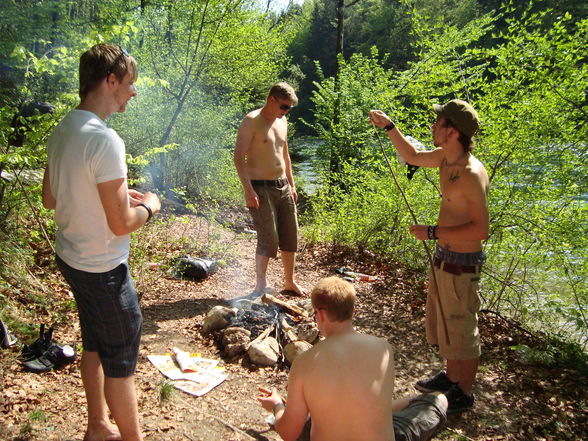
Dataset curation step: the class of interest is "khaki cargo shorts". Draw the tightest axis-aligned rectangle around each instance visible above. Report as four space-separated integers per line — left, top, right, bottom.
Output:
425 264 482 360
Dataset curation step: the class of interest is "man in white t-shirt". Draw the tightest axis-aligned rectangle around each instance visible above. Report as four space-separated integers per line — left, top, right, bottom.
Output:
42 44 160 441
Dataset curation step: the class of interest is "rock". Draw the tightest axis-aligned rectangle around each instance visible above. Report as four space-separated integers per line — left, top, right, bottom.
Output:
297 322 319 344
202 306 236 334
295 298 314 315
225 342 248 357
284 341 312 364
222 327 251 341
222 327 251 357
248 337 280 366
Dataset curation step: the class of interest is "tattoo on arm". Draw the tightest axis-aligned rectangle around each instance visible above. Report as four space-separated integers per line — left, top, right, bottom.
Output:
449 171 461 182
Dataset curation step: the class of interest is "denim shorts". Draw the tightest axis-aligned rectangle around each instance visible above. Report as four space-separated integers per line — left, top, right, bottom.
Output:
56 255 142 378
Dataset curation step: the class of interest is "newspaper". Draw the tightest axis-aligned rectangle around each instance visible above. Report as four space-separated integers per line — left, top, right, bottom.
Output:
147 350 227 397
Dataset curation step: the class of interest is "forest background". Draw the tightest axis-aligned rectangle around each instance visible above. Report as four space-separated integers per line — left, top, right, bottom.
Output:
0 0 586 369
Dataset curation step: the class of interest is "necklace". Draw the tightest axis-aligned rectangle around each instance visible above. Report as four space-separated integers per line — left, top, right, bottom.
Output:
444 152 468 167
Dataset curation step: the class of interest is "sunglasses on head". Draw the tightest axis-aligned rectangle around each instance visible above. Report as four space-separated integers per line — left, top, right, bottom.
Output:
106 46 130 77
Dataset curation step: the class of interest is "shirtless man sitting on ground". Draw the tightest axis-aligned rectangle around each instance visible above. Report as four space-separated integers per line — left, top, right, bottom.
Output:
257 277 447 441
234 82 306 297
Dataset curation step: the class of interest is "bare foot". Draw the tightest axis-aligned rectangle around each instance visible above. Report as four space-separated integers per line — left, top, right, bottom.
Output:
83 423 122 441
253 280 267 295
282 281 306 297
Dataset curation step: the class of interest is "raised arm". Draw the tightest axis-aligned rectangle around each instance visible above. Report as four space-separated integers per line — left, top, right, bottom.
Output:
369 110 444 168
233 116 259 208
97 178 160 236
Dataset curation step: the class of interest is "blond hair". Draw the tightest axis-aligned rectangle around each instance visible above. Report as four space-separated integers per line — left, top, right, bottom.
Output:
79 44 138 99
311 276 356 322
267 82 298 106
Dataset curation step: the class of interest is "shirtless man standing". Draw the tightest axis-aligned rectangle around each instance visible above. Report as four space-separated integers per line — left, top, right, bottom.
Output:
234 82 305 296
369 100 489 413
257 277 448 441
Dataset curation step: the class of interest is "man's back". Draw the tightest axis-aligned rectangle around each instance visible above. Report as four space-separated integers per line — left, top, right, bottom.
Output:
297 332 395 441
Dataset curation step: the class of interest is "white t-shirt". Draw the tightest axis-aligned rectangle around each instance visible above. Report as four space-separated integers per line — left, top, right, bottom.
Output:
47 109 130 272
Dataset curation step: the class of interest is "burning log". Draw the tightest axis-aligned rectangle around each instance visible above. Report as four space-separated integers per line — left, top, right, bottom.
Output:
246 324 275 350
262 294 308 318
202 295 317 367
280 317 298 343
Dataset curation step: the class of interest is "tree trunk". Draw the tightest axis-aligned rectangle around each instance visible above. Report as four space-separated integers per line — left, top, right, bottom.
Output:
329 0 345 176
152 85 192 191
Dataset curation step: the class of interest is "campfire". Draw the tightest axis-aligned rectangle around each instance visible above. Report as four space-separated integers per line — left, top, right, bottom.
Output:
201 294 319 367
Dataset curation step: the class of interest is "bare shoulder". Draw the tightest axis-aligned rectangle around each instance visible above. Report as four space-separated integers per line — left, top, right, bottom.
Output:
290 342 321 374
462 155 489 196
370 335 394 352
463 155 488 181
350 333 394 356
241 108 262 125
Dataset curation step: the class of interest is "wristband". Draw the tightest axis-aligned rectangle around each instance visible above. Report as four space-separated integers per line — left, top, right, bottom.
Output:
137 203 153 222
273 401 285 415
427 225 437 240
383 122 395 131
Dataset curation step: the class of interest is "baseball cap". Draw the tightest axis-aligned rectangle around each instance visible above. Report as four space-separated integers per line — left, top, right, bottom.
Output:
433 99 480 137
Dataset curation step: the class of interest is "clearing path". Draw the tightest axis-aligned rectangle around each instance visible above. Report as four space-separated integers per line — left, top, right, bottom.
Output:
0 214 585 441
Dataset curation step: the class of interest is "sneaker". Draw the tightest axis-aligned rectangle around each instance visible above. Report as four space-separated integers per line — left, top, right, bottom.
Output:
415 370 457 393
444 384 475 413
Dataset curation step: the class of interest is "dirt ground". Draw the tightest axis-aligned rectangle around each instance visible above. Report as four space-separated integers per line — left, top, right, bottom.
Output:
1 214 586 441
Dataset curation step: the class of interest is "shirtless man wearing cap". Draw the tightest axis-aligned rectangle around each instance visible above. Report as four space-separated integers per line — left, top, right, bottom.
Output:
234 82 306 297
369 100 489 413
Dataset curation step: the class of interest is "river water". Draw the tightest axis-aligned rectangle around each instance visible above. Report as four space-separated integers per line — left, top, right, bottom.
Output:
290 137 322 195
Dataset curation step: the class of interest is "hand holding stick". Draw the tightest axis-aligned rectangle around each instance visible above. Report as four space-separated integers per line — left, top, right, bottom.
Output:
370 120 450 346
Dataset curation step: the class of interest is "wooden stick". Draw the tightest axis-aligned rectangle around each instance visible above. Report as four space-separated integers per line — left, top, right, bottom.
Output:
246 323 275 350
204 413 257 440
372 123 451 346
262 294 308 318
280 317 299 342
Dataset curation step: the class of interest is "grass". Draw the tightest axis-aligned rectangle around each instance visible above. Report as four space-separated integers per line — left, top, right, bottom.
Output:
158 379 175 402
28 409 47 422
